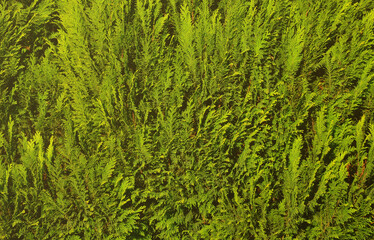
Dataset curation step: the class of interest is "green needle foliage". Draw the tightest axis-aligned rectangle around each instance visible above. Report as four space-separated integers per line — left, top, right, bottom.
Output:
1 0 374 239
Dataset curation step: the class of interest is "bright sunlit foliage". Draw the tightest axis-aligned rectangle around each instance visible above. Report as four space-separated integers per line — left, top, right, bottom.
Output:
1 0 374 239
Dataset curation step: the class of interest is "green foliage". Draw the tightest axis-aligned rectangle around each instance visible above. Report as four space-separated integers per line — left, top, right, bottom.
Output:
1 0 374 239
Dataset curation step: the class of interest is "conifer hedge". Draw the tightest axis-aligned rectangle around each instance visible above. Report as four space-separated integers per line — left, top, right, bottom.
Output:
1 0 374 239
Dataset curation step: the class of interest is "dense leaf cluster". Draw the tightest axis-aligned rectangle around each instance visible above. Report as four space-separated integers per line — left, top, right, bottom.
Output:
1 0 374 239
